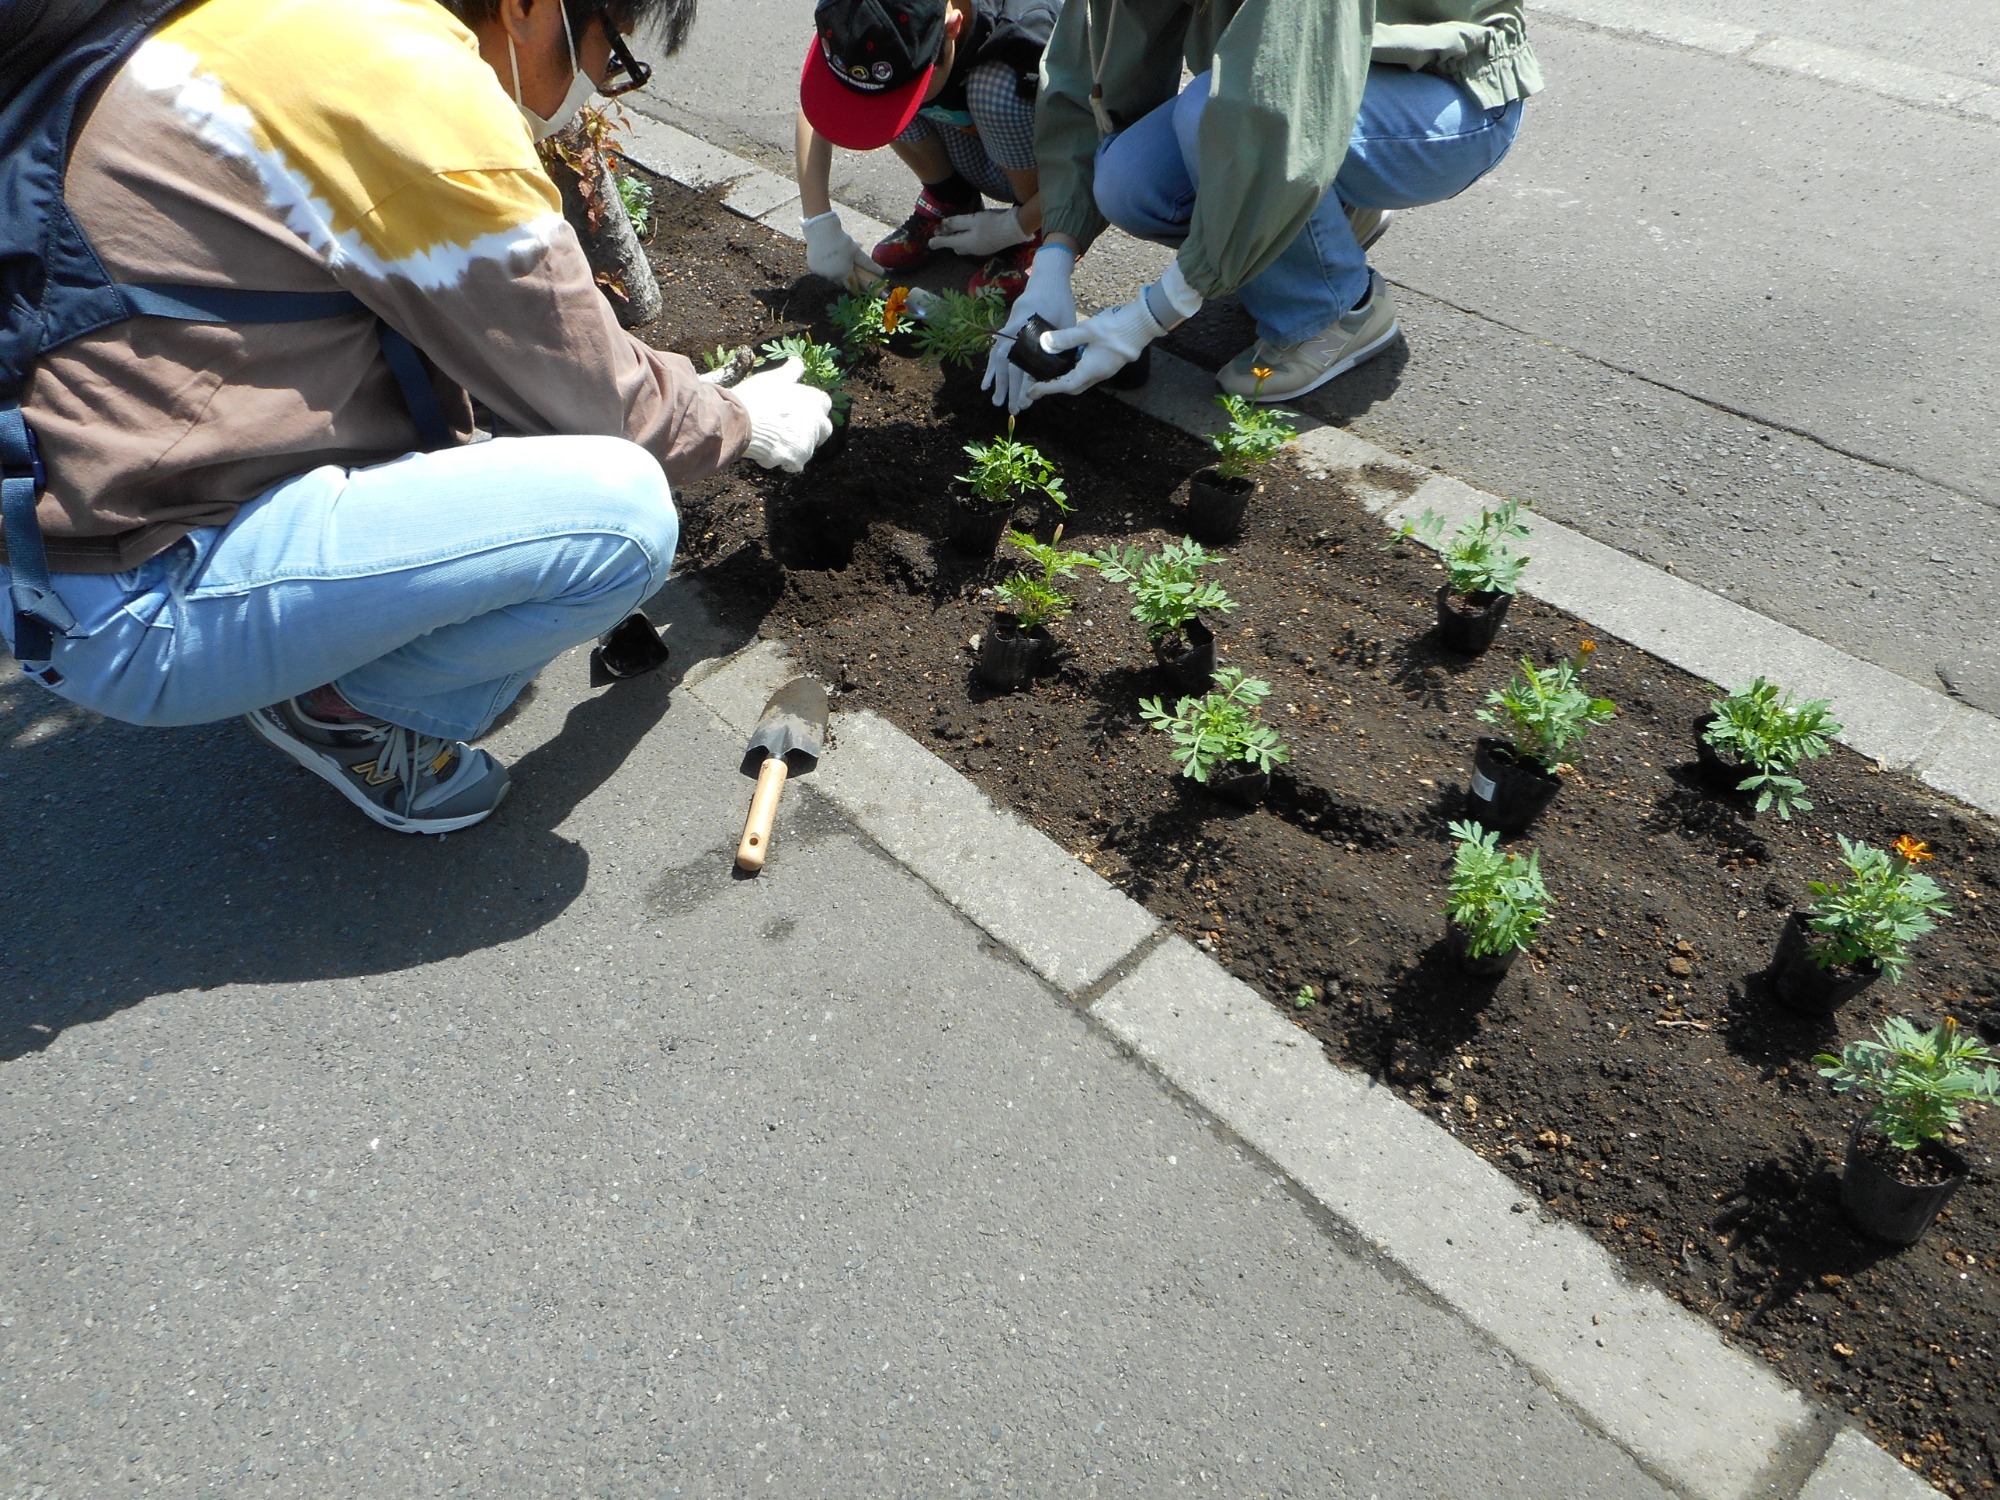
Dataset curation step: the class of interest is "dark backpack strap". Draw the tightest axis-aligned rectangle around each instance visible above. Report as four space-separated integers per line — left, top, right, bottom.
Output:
2 405 71 672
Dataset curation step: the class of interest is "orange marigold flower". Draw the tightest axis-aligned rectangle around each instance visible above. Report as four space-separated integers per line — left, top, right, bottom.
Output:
883 285 910 333
1892 834 1933 863
1251 365 1274 381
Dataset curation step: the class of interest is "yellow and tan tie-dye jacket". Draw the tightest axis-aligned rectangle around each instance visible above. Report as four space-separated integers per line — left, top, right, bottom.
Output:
21 0 748 574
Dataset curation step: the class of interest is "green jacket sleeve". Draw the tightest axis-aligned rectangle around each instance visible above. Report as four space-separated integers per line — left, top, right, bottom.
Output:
1034 0 1372 302
1179 0 1371 299
1035 0 1191 255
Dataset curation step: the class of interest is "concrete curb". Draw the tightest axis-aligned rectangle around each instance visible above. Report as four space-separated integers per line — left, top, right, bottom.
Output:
1091 938 1823 1500
634 118 1956 1499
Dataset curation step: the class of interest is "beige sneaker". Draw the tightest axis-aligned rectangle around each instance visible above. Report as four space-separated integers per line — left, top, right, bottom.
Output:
1346 205 1394 251
1217 272 1400 401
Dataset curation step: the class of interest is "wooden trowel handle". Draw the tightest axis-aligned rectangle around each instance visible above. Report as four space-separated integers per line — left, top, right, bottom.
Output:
736 755 790 872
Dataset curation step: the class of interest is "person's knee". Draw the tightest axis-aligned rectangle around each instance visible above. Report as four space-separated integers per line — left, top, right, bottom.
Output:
574 436 678 588
1092 152 1148 237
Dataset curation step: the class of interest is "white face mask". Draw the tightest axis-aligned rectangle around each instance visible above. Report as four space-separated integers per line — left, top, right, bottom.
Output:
508 4 594 143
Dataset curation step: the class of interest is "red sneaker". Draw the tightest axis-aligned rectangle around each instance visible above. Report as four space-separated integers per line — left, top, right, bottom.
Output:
871 183 982 273
966 231 1045 305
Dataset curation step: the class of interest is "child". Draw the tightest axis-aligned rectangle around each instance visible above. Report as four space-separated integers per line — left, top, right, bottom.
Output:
794 0 1057 302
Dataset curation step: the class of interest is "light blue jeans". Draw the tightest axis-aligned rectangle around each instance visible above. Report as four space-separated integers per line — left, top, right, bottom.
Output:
1094 66 1526 344
2 435 677 741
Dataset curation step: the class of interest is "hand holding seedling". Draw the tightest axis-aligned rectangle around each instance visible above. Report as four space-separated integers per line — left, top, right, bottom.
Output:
729 356 833 474
985 245 1077 411
1019 263 1203 410
800 209 883 291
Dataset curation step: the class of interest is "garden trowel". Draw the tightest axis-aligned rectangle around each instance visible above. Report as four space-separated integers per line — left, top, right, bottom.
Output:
734 676 828 873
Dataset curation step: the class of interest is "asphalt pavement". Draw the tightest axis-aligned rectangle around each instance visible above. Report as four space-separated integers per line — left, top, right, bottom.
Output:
1 594 1678 1497
633 0 2000 712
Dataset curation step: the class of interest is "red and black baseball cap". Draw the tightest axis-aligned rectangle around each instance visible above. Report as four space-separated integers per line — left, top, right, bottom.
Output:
800 0 947 152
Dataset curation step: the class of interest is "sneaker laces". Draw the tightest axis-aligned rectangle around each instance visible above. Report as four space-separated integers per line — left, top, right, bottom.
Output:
366 722 454 810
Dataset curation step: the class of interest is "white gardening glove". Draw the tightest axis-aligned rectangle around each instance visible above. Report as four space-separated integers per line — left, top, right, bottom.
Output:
730 356 834 473
1022 260 1203 407
801 209 882 291
931 206 1032 258
983 243 1076 412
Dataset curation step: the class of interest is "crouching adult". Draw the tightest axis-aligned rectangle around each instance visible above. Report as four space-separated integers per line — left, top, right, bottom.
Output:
0 0 831 834
987 0 1540 410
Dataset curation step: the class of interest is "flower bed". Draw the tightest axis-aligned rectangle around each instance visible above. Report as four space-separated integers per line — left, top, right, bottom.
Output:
635 175 2000 1495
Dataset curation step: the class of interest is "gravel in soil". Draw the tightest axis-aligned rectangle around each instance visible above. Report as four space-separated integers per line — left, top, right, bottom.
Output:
634 175 2000 1495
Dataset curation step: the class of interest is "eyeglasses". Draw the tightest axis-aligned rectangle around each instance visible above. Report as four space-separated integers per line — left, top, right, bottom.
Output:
594 8 653 96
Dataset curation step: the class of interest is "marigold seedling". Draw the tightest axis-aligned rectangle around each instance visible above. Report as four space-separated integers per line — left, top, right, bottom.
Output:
1703 677 1840 820
1816 1016 2000 1152
828 283 896 357
1093 537 1237 641
1803 836 1951 982
617 172 652 236
914 287 1007 369
759 333 851 426
1208 393 1298 482
1476 653 1616 770
959 417 1068 511
1405 499 1531 597
1444 819 1551 959
995 526 1095 631
1293 985 1318 1010
1139 667 1290 783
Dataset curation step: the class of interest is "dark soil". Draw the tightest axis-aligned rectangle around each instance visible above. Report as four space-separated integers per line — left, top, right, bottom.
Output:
633 174 2000 1495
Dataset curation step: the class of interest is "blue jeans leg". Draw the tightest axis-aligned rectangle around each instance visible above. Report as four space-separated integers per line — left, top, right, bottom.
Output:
1093 66 1526 345
10 434 677 740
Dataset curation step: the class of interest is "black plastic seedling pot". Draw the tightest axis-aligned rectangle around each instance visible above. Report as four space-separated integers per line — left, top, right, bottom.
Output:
1435 585 1511 654
1466 738 1561 833
1185 468 1252 544
1203 763 1270 807
976 612 1049 691
1152 617 1217 696
1840 1120 1967 1246
1767 910 1881 1015
590 611 671 683
1448 924 1520 978
1692 713 1751 797
947 489 1013 557
1004 317 1151 388
1007 314 1078 382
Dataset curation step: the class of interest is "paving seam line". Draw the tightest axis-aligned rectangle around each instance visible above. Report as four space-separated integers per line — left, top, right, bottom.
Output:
640 122 1953 1500
1526 0 2000 125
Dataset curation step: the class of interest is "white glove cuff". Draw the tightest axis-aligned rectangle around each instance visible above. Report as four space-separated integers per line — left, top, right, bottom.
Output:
800 209 840 233
1029 242 1076 276
1143 260 1204 330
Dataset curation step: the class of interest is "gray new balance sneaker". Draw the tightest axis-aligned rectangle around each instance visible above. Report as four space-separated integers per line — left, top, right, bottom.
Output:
1346 205 1394 252
1217 271 1401 402
245 698 511 834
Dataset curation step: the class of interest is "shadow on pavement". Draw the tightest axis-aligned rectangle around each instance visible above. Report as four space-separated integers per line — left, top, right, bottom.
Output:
0 582 755 1062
